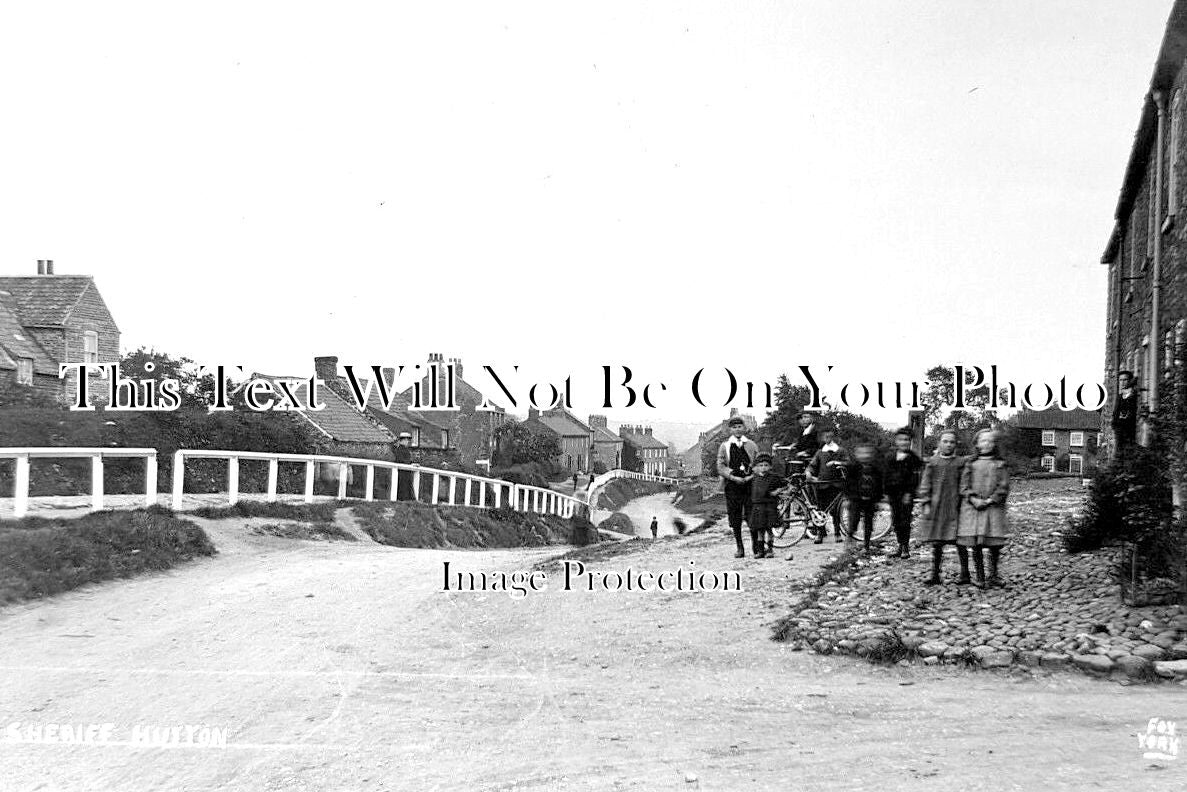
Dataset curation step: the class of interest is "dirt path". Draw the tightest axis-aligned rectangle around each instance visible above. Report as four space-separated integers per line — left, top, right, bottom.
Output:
1 515 1185 791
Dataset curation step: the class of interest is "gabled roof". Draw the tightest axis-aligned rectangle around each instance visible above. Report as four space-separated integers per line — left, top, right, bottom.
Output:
247 373 395 444
592 425 622 444
0 276 117 329
365 405 450 448
533 410 591 438
1102 0 1187 262
621 431 668 450
1012 408 1102 432
541 407 591 436
0 293 58 374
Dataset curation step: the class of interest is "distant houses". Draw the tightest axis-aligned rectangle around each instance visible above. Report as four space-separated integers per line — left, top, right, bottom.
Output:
0 260 119 404
619 425 669 476
1010 408 1102 476
522 407 593 473
588 415 623 471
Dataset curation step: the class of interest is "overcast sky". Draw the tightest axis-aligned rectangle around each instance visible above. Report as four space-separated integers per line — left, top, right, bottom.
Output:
0 1 1174 437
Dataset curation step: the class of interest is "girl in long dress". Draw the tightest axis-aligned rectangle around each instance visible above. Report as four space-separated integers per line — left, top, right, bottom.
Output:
956 428 1010 588
916 431 969 585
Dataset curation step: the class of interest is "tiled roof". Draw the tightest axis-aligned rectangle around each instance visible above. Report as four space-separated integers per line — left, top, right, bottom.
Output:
365 406 450 448
0 293 58 374
534 413 590 438
0 276 98 327
541 408 591 436
1012 408 1103 431
248 374 395 443
593 425 622 444
621 431 668 450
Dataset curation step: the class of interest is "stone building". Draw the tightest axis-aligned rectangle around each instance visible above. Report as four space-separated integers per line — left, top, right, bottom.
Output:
522 406 593 472
1011 408 1102 476
0 260 119 405
619 425 669 476
390 353 508 465
587 414 623 471
1101 0 1187 454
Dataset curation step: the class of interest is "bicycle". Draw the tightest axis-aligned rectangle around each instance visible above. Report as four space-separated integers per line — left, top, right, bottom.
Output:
768 453 893 549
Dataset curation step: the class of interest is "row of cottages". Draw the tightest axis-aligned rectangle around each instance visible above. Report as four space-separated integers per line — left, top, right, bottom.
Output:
1011 408 1102 476
618 425 670 476
249 355 508 477
1100 0 1187 454
679 409 759 477
522 407 594 472
0 260 120 404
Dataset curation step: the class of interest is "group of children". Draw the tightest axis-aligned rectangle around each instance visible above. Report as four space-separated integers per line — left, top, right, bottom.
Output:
717 414 1012 588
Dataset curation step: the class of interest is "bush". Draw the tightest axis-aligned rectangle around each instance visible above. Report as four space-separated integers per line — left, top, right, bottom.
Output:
591 460 608 475
1063 445 1172 554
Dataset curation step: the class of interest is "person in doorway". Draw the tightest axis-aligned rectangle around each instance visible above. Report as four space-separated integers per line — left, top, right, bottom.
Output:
572 471 579 491
392 432 415 501
717 416 758 558
1112 370 1138 451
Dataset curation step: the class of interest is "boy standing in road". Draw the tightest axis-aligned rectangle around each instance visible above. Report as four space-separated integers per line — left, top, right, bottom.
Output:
806 427 849 543
717 416 758 558
748 452 786 558
884 428 923 559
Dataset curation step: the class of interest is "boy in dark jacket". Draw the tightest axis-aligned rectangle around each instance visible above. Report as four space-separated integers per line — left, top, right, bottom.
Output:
884 427 923 559
748 453 786 558
844 442 884 553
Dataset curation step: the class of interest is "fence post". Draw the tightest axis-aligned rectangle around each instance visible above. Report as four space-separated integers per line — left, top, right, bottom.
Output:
365 465 375 501
227 456 239 506
304 460 315 503
335 462 347 500
448 475 456 505
144 453 158 508
172 452 185 510
390 467 399 501
91 455 104 512
14 454 29 518
465 478 473 507
494 483 502 509
266 458 279 502
431 473 440 505
413 469 421 500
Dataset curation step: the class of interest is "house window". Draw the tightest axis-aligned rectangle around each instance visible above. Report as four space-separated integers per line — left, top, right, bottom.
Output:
1041 431 1055 446
1069 455 1083 476
1173 90 1182 215
15 357 33 385
83 331 99 365
1041 455 1055 472
1070 432 1084 448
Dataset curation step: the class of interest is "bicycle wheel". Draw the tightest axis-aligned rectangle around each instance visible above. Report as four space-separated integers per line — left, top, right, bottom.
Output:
771 495 811 548
841 500 895 542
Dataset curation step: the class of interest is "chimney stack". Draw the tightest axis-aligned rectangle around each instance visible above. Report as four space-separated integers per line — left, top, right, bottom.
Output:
588 415 607 429
645 427 653 436
730 407 738 417
448 356 464 380
46 260 54 275
528 406 540 421
314 356 339 381
36 260 44 275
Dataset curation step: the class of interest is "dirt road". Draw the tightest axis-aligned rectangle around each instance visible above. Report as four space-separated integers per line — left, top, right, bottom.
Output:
1 514 1184 791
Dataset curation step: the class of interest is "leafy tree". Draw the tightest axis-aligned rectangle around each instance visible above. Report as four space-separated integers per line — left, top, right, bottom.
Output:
492 421 562 466
829 409 893 453
622 440 643 472
119 347 222 409
920 364 1006 453
760 375 813 444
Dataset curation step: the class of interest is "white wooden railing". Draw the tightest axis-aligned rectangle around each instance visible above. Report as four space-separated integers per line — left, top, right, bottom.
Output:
0 447 158 518
586 468 680 499
171 450 588 519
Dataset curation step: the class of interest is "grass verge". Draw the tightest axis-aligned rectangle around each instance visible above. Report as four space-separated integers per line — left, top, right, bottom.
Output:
350 503 599 549
0 506 215 604
186 501 343 523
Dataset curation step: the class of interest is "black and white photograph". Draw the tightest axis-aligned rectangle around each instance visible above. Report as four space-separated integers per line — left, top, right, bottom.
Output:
1 1 1186 790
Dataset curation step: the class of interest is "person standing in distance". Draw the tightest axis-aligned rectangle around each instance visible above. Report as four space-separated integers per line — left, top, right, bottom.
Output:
717 416 758 558
392 432 415 501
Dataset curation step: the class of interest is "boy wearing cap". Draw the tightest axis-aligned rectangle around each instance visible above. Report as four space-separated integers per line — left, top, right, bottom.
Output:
749 452 787 559
806 427 849 543
717 416 758 558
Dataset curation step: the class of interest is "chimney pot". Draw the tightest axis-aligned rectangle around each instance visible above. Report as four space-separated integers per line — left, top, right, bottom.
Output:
46 260 54 275
313 356 339 381
36 260 45 275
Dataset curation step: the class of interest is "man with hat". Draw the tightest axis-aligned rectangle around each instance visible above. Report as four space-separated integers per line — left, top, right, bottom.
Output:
717 416 758 558
393 432 415 501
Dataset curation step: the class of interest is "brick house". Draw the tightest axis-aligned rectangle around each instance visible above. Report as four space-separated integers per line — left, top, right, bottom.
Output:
0 260 119 404
1011 408 1102 476
587 415 623 471
1100 0 1187 455
391 353 508 465
619 425 669 476
522 406 593 472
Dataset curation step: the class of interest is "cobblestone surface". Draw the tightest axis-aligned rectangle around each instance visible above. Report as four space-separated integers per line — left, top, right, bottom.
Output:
776 479 1187 684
